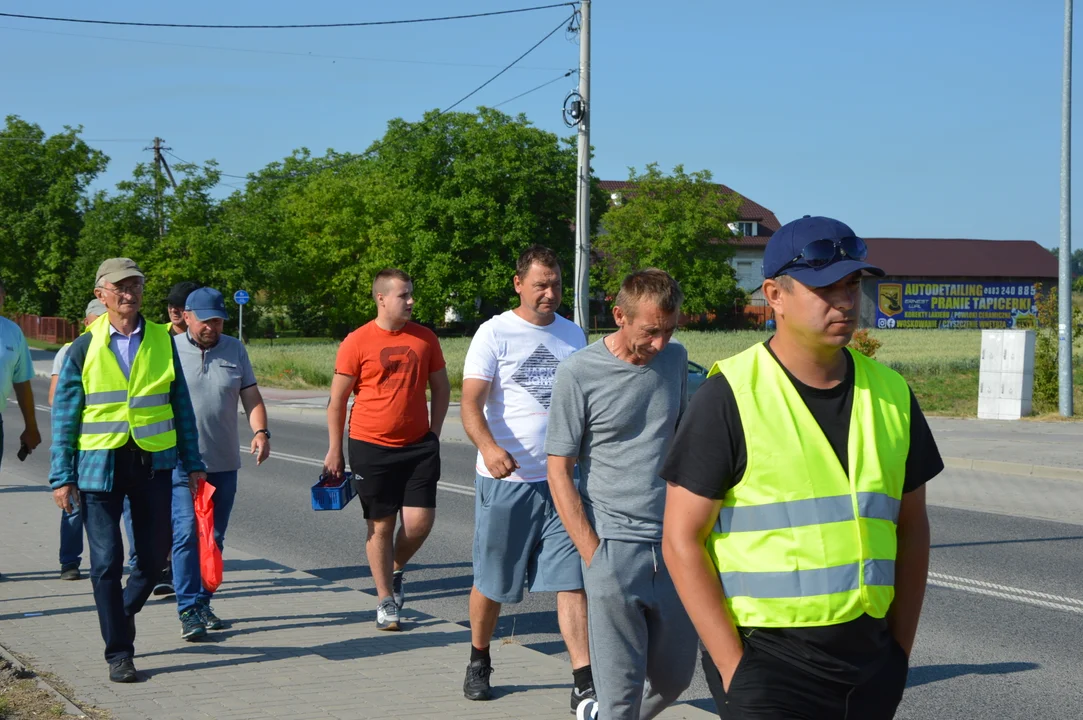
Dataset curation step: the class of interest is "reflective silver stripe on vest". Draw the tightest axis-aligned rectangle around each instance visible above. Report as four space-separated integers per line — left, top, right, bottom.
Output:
718 496 852 533
717 492 900 534
720 559 896 598
81 420 130 435
863 558 895 586
85 390 128 405
128 393 170 409
857 493 901 523
131 418 175 439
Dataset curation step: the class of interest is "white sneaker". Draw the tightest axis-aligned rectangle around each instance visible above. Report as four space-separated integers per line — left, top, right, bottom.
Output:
376 597 400 631
576 697 598 720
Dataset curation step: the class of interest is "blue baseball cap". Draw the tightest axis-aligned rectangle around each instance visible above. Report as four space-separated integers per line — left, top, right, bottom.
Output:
184 287 228 321
761 215 884 288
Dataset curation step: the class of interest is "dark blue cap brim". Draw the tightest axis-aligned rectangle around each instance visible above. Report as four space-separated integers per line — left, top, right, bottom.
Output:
189 308 228 321
781 259 885 288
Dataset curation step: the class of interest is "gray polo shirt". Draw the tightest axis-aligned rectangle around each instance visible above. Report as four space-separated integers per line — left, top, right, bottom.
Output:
174 332 258 473
545 339 688 542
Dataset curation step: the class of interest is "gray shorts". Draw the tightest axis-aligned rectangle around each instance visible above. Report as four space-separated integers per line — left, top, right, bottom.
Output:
472 474 583 604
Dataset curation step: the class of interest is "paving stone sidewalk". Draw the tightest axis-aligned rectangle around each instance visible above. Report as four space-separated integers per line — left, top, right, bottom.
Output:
0 480 714 720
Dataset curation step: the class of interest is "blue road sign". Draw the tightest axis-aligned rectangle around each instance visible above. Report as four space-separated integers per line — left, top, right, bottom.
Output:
234 290 250 305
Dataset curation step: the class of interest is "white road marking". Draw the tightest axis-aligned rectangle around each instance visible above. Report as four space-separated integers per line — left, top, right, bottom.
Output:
928 571 1083 616
245 446 477 498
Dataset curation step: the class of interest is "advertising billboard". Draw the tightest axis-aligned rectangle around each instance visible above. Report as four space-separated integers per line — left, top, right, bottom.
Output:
875 281 1038 330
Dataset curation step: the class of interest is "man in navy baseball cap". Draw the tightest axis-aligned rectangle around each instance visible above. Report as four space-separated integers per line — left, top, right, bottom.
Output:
661 215 940 720
183 287 228 322
761 215 884 287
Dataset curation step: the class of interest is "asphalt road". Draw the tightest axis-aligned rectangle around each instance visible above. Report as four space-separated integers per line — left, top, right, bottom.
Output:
5 375 1083 718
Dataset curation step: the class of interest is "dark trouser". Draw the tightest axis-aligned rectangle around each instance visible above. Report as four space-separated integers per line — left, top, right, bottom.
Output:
81 447 173 664
702 641 909 720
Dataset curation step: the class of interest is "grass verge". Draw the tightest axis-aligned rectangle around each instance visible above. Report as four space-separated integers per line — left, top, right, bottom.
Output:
0 655 110 720
249 328 1083 418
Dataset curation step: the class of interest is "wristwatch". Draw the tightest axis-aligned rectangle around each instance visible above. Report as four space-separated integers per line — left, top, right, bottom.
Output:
255 429 271 439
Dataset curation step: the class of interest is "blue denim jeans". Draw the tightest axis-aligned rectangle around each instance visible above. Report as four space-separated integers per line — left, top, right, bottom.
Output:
171 467 237 614
59 508 83 569
61 502 137 570
82 449 172 664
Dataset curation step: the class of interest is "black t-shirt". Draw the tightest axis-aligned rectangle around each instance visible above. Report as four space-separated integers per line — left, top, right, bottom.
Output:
660 342 943 684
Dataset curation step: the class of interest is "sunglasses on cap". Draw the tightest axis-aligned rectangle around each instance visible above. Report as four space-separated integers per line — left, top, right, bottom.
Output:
774 236 868 276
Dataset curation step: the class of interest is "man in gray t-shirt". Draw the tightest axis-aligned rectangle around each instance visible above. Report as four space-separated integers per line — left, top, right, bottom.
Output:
546 269 697 720
170 287 271 641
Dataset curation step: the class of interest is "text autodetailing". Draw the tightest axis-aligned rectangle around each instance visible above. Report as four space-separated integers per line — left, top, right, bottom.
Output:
875 282 1038 330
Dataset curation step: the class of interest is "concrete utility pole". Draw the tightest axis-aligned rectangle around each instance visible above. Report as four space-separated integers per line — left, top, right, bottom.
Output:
1060 0 1075 417
573 0 591 336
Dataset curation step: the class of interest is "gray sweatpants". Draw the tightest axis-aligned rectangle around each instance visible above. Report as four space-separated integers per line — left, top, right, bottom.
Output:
583 539 698 720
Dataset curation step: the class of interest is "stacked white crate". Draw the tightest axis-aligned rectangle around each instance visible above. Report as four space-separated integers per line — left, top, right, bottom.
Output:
977 329 1036 420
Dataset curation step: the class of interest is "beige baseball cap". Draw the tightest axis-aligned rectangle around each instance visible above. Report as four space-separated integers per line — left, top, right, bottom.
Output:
84 298 107 318
95 257 145 286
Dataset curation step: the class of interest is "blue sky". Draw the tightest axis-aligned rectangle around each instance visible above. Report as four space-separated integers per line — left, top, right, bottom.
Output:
0 1 1077 247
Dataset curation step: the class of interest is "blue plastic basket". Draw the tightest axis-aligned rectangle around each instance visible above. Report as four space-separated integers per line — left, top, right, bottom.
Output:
310 472 356 511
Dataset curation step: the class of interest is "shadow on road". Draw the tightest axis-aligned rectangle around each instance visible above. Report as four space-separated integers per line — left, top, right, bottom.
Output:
907 661 1040 688
932 535 1083 550
0 484 49 494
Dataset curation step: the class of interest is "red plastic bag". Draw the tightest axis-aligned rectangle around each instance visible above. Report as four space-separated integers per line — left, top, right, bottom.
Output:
194 478 223 593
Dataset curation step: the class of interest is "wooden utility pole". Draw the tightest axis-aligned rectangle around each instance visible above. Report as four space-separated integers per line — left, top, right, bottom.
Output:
146 137 177 238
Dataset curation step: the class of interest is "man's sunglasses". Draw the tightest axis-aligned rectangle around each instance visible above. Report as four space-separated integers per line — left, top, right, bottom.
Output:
775 236 868 275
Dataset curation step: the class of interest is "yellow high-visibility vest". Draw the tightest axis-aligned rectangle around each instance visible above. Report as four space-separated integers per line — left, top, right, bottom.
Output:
79 314 177 452
705 344 910 627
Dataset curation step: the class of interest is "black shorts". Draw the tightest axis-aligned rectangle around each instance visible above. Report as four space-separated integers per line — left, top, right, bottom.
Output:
348 432 441 520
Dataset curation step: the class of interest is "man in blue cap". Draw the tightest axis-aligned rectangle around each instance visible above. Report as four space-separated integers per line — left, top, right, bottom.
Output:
171 287 271 641
661 216 943 719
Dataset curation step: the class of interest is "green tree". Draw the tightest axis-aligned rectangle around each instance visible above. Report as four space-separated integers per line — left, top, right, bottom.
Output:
595 163 745 318
354 108 608 325
0 116 107 315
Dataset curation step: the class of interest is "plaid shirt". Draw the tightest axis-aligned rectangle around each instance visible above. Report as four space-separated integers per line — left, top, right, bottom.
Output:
49 317 205 491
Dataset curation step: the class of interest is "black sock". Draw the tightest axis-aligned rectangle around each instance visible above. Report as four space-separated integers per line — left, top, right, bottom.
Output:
470 645 491 664
572 664 593 691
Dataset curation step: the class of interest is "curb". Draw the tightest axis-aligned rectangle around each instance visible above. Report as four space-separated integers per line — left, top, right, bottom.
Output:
942 456 1083 483
0 642 87 718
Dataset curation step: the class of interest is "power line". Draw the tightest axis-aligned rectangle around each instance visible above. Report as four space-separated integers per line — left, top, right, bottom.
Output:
0 136 147 142
0 4 577 30
0 24 569 72
493 69 576 108
156 10 575 184
439 12 574 116
217 10 577 182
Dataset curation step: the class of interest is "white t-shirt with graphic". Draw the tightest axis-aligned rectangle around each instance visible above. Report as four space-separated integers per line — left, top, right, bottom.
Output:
463 310 586 482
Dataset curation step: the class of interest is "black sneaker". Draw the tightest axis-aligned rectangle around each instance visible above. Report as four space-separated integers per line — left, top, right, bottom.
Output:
108 658 138 683
570 681 596 714
392 571 405 610
60 565 81 581
179 608 207 641
463 659 494 701
198 604 224 630
153 565 175 597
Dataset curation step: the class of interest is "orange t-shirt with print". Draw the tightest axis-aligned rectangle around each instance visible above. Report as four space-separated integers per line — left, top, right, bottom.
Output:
335 320 446 447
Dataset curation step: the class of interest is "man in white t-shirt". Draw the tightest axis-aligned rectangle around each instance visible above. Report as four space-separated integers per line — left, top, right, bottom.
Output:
461 246 593 710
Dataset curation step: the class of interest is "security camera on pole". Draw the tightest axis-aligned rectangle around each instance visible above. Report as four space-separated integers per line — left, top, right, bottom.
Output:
234 289 249 342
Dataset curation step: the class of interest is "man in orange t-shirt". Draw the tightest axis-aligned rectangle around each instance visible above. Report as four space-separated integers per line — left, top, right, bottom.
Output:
323 268 451 632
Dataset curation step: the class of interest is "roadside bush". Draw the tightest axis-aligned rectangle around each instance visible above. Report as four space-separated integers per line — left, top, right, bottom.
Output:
1033 282 1083 413
849 329 882 358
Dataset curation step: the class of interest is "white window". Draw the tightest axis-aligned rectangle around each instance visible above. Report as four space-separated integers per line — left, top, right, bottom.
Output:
736 260 758 290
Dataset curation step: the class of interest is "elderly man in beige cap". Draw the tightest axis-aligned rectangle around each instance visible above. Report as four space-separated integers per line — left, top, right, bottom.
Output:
48 258 206 683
